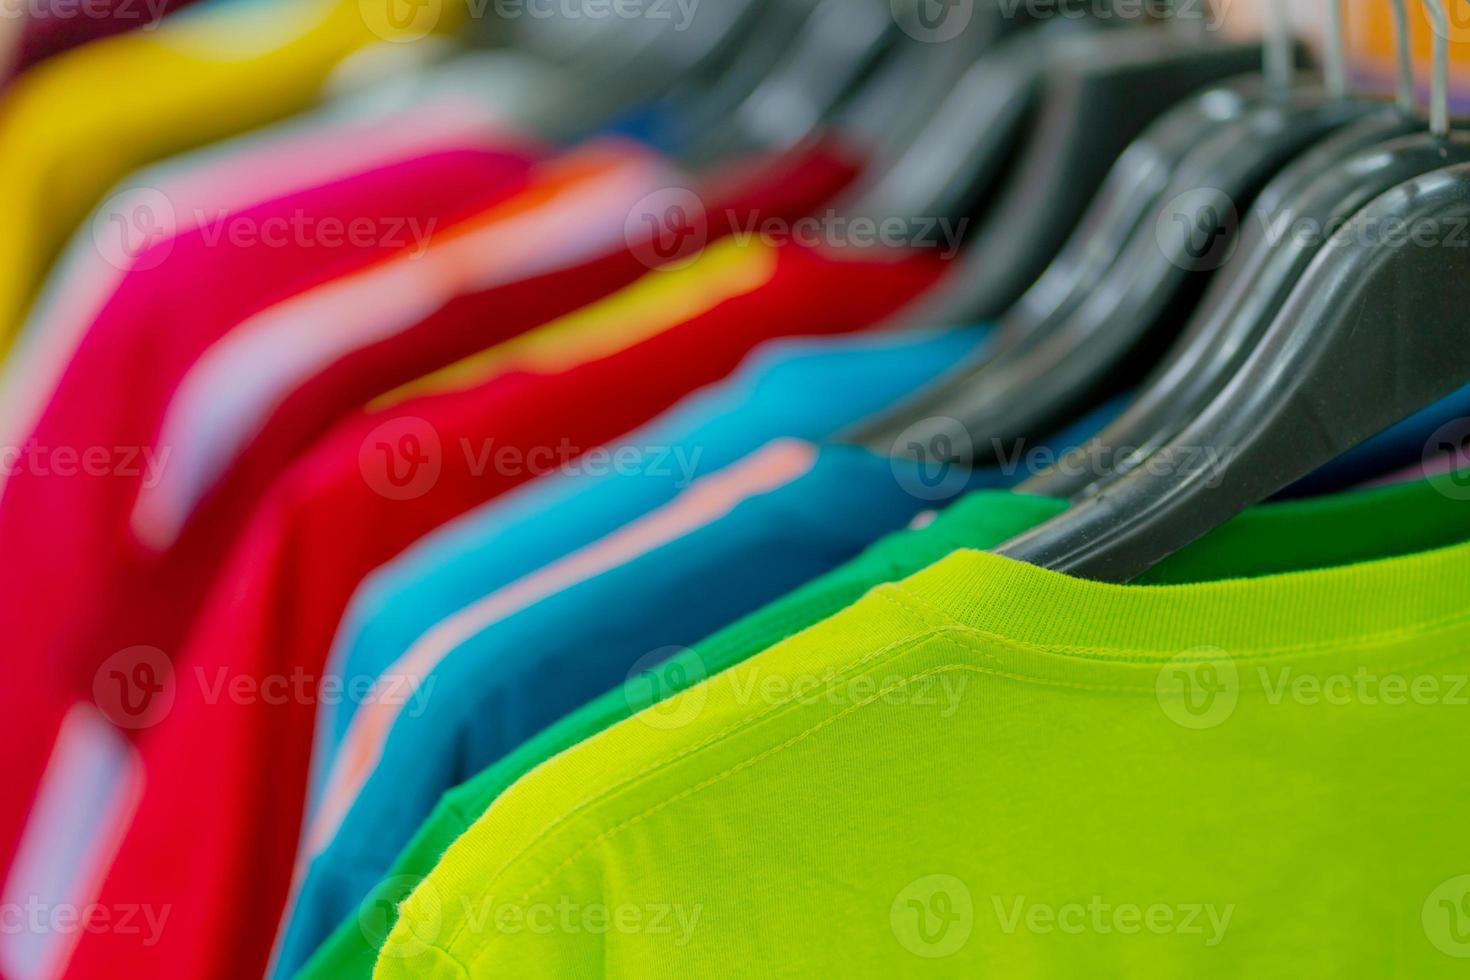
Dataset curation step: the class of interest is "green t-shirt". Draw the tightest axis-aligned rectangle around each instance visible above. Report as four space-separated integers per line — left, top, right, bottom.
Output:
303 478 1470 977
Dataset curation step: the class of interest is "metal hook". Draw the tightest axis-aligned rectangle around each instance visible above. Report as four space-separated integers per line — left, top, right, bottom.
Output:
1264 0 1294 97
1390 0 1417 112
1324 0 1349 98
1419 0 1449 135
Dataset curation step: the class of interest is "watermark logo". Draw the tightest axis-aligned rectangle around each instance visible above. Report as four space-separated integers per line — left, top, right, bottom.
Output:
891 874 974 958
371 875 443 960
1423 418 1470 501
890 417 975 502
894 0 974 43
483 0 702 31
359 0 444 42
359 417 443 502
625 647 709 731
92 646 175 730
1423 875 1470 957
1156 187 1239 272
626 187 709 271
1156 647 1238 730
1425 0 1470 45
92 187 177 272
991 895 1233 946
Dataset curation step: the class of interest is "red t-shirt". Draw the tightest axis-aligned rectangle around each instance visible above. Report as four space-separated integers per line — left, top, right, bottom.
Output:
0 136 863 959
58 240 943 980
0 144 539 883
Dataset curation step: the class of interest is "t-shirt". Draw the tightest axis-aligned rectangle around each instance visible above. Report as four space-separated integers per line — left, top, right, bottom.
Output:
274 326 991 976
310 327 987 805
52 239 943 980
0 145 538 893
303 473 1470 977
0 0 435 347
2 63 537 454
379 499 1470 978
0 139 861 908
285 407 1117 980
9 0 198 75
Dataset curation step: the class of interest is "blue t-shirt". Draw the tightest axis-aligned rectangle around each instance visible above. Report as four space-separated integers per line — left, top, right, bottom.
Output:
274 405 1111 977
310 327 986 799
273 327 987 975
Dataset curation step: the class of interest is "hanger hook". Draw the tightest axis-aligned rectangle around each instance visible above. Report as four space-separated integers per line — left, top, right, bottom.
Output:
1265 0 1294 97
1389 0 1417 112
1420 0 1450 136
1324 0 1348 99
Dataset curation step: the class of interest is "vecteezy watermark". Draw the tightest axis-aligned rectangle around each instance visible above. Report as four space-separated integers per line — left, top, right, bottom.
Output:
990 895 1234 947
995 0 1221 23
478 0 702 30
0 442 171 486
1156 187 1241 272
0 0 174 25
1258 667 1470 709
359 417 444 502
375 876 703 959
1423 0 1470 45
1424 875 1470 958
358 0 449 43
887 420 1234 503
91 187 440 271
1158 651 1470 731
627 650 970 731
1423 418 1470 502
625 187 710 271
1156 647 1239 730
371 876 444 960
0 898 171 946
992 439 1232 488
459 896 703 945
624 188 969 270
1171 196 1470 275
891 875 975 958
888 417 977 503
892 0 976 43
359 0 710 47
360 417 708 502
726 210 968 260
92 647 438 730
1256 209 1470 254
92 646 176 730
191 667 438 716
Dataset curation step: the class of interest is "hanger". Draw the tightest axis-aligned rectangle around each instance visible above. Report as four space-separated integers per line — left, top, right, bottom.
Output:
626 0 812 146
832 0 1029 192
683 0 900 165
522 0 777 143
885 14 1269 330
844 12 1290 450
1024 0 1440 498
838 15 1091 226
997 0 1470 582
854 0 1382 463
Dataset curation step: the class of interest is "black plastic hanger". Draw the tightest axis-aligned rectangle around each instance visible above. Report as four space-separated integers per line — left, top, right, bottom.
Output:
839 15 1095 227
845 21 1295 450
997 0 1470 582
857 1 1381 463
832 0 1026 191
886 22 1268 329
655 0 822 153
1024 0 1437 498
523 0 777 142
684 0 899 165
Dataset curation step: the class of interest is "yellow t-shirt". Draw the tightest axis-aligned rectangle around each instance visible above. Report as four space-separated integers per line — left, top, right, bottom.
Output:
381 537 1470 978
0 0 456 354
